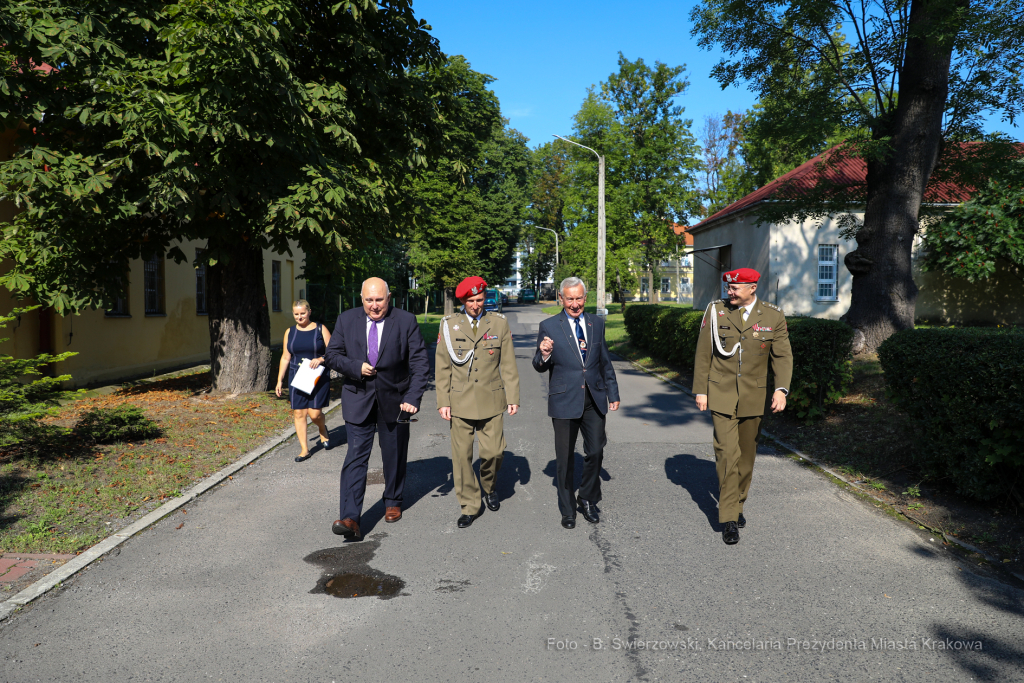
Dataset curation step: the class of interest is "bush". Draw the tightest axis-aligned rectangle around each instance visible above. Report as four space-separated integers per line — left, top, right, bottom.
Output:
624 304 853 419
0 308 77 449
74 404 161 444
879 328 1024 502
785 318 854 421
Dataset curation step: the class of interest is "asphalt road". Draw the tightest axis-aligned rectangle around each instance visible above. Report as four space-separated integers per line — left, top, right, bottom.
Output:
1 305 1022 682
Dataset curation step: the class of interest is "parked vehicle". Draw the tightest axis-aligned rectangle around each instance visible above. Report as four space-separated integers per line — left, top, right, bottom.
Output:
500 293 509 306
519 289 536 304
484 289 502 313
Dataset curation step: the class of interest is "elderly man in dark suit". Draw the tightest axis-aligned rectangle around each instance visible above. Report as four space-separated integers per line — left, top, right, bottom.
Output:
323 277 429 540
533 277 621 529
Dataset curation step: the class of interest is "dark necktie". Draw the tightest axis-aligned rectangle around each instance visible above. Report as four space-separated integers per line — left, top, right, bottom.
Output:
575 317 587 363
368 320 379 367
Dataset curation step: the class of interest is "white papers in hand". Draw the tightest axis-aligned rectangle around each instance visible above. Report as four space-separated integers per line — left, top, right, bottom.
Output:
290 359 325 394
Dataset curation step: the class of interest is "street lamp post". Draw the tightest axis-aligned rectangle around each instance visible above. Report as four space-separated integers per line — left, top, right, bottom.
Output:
535 227 559 294
553 134 607 316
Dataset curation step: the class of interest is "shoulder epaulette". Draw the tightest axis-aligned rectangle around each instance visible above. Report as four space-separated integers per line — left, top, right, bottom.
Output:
761 301 783 312
492 312 506 319
442 314 455 320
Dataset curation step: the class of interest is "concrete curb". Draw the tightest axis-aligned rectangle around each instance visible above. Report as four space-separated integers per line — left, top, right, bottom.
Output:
0 401 342 623
610 353 1024 583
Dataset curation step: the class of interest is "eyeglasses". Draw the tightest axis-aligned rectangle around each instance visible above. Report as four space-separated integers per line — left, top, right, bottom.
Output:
725 284 753 292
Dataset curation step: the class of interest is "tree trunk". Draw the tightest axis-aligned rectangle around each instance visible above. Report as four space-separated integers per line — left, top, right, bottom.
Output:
207 240 273 394
841 0 959 352
443 287 456 315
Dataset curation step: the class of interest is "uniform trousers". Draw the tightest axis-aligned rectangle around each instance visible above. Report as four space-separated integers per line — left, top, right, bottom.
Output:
339 400 409 523
711 410 761 523
449 413 506 515
552 387 606 520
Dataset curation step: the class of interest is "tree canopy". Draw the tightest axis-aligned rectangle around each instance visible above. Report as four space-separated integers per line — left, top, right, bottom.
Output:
0 0 448 391
556 54 702 295
692 0 1024 350
921 157 1024 280
406 56 529 311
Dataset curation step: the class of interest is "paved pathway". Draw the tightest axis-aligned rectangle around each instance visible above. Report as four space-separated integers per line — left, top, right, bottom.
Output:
1 305 1022 682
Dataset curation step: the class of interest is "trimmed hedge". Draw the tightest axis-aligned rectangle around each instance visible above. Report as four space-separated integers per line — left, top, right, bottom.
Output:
623 304 853 419
879 328 1024 502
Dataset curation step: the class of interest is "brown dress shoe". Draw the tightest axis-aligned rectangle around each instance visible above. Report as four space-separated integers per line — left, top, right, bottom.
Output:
384 506 402 523
332 518 361 540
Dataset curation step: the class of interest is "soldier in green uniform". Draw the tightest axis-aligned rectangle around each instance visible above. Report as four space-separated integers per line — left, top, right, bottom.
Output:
693 268 793 545
436 276 521 528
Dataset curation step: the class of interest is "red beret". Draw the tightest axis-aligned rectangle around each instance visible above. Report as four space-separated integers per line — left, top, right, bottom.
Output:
722 268 760 284
456 276 488 300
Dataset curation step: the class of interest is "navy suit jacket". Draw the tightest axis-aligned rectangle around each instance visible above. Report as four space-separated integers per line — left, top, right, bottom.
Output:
532 312 620 419
324 305 429 424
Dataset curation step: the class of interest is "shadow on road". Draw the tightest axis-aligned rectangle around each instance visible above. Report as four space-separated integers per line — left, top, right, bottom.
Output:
664 453 721 532
359 455 451 536
542 455 612 491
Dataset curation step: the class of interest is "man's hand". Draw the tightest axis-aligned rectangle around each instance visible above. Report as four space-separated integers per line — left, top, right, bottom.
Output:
771 390 787 413
361 362 376 377
609 401 620 411
508 404 519 416
695 394 708 411
438 406 451 421
539 336 554 356
399 402 418 415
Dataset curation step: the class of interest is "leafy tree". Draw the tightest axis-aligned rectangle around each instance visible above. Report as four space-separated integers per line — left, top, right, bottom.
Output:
921 157 1024 280
692 0 1024 351
0 0 446 393
520 142 564 291
406 57 529 313
558 54 702 301
698 111 750 215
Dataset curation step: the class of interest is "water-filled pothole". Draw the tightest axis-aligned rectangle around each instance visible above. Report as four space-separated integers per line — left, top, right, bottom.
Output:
324 572 404 599
304 536 407 600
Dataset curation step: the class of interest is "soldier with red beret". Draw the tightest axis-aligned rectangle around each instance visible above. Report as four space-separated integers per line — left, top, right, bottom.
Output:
436 276 520 528
693 268 793 544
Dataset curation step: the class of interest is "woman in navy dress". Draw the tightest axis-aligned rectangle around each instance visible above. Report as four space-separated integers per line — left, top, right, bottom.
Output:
275 299 333 462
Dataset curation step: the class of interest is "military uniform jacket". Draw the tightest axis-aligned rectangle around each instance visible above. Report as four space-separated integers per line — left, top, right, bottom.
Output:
435 310 521 420
692 298 793 418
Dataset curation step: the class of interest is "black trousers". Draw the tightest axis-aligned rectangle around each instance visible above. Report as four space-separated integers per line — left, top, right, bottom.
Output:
339 400 409 522
551 388 607 519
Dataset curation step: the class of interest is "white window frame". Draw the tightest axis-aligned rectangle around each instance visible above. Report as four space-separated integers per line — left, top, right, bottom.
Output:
816 244 839 302
660 277 670 294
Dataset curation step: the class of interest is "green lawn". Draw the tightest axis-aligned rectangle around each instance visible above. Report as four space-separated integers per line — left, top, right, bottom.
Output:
417 313 445 343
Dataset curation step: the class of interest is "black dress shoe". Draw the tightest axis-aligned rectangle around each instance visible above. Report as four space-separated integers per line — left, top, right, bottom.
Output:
457 514 476 528
561 517 576 529
578 498 599 524
484 490 500 511
737 513 746 529
722 521 739 545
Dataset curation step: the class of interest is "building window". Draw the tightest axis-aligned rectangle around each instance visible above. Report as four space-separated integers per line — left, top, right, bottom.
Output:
661 278 670 294
144 255 164 315
817 244 839 301
271 260 282 312
195 248 208 315
105 276 129 317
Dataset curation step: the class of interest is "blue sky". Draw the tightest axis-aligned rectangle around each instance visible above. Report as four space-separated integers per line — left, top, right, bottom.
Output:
412 0 1019 150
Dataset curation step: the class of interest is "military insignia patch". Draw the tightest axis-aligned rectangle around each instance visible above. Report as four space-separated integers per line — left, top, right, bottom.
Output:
752 324 772 332
718 310 725 316
489 349 494 355
452 325 460 331
761 343 766 349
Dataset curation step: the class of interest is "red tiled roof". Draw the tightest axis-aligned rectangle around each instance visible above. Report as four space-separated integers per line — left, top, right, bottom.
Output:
671 224 694 246
692 142 1023 230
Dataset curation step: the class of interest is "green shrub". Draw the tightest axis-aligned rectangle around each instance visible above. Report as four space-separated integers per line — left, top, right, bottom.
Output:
879 328 1024 501
0 308 77 449
784 318 854 420
624 304 853 420
74 404 160 444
